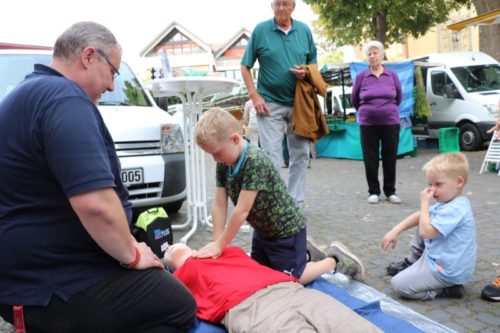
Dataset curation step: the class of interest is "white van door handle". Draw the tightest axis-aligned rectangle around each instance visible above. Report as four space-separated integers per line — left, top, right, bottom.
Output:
430 102 436 106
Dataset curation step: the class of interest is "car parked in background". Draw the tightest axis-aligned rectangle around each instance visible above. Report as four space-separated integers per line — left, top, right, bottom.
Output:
0 48 186 214
414 51 499 151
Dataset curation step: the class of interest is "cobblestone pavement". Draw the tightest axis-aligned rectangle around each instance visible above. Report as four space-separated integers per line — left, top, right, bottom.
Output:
1 148 498 332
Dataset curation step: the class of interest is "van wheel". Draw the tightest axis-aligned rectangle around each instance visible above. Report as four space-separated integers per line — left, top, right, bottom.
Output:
459 123 482 151
163 200 184 214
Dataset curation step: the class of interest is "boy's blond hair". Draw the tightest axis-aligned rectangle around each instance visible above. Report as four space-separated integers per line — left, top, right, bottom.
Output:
195 107 242 146
422 152 469 184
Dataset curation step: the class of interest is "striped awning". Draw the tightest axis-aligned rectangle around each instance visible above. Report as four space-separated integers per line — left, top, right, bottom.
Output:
447 9 500 31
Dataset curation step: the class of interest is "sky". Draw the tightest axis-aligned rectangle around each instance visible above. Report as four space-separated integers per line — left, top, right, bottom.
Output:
1 0 317 66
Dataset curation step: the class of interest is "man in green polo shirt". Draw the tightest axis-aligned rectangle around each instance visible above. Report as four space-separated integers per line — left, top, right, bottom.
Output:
240 0 317 208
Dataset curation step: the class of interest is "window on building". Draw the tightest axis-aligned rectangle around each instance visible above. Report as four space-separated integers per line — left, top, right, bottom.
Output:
160 31 203 55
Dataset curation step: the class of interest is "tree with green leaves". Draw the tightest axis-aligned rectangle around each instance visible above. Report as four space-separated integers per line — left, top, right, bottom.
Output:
471 0 500 60
304 0 471 47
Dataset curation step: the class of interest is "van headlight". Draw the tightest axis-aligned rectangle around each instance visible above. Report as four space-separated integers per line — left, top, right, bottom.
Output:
484 104 499 118
160 124 184 153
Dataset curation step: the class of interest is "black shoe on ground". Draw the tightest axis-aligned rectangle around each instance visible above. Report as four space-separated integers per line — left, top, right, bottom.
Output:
439 285 465 299
386 258 411 276
481 276 500 302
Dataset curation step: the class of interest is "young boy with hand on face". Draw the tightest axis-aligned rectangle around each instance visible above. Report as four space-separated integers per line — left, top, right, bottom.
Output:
381 153 476 300
193 108 365 285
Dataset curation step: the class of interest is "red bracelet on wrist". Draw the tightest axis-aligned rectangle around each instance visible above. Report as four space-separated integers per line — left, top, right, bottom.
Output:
122 246 141 269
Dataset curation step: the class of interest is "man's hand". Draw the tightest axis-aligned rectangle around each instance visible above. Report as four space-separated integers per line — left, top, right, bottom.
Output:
289 65 306 80
251 93 271 116
192 241 223 259
133 242 165 269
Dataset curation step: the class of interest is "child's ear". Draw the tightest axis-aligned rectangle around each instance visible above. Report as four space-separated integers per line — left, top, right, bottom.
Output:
229 133 241 144
456 176 465 188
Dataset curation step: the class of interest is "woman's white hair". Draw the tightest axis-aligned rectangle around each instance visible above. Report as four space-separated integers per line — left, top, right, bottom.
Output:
363 40 384 55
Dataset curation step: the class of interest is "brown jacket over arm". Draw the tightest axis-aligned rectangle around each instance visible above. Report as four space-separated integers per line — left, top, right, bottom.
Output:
292 64 329 141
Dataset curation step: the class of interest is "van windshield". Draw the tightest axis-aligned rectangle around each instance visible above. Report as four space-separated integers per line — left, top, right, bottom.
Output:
451 64 500 93
100 62 152 107
0 54 51 101
0 53 151 107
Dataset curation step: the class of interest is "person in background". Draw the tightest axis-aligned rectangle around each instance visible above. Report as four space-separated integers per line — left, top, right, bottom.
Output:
480 113 500 302
243 99 259 146
381 153 476 300
193 108 365 285
164 243 383 333
241 0 317 208
351 40 403 205
0 21 195 332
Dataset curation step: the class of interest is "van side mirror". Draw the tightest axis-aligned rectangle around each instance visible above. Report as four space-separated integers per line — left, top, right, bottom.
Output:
444 84 460 99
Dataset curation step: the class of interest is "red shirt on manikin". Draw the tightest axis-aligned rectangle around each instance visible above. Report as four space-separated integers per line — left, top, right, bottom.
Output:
174 246 297 323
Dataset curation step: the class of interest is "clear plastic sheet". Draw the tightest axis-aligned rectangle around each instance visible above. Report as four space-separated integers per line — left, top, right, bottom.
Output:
324 273 459 333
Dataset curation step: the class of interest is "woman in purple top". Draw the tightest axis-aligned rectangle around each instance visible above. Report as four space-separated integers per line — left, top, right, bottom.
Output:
351 40 403 205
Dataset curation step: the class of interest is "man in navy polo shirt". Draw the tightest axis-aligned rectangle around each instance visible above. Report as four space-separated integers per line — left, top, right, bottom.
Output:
0 21 195 332
241 0 317 209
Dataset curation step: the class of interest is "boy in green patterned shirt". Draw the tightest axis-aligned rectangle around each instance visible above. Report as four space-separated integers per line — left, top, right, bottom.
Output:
193 108 364 284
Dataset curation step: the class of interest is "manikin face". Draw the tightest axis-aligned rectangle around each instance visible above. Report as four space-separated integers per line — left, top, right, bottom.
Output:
163 243 193 271
426 172 464 203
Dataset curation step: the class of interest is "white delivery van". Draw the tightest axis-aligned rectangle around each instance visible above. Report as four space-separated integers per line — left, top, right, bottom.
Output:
320 86 355 117
0 49 186 214
414 51 499 151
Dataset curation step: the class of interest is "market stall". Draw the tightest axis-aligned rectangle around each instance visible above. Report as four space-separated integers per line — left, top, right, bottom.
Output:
316 122 414 160
316 60 416 159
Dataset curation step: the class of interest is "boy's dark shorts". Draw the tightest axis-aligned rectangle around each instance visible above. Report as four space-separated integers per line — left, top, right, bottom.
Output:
250 227 307 279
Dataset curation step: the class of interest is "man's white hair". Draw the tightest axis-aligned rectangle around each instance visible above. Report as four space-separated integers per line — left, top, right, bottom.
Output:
271 0 296 4
363 40 384 55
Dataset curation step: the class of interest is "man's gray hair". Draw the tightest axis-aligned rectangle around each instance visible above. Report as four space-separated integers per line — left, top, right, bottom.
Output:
53 21 119 60
363 40 384 55
271 0 296 5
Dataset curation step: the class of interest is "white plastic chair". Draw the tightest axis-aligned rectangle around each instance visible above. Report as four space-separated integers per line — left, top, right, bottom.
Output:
479 131 500 175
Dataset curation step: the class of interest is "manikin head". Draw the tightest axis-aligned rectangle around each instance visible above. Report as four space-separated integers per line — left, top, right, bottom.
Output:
163 243 194 271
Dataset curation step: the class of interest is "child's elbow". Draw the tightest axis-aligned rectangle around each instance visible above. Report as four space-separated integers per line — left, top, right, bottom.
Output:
419 227 438 239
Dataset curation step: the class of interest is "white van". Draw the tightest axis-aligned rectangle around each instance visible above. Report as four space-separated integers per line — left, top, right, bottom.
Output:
414 51 499 151
320 86 355 117
0 49 186 214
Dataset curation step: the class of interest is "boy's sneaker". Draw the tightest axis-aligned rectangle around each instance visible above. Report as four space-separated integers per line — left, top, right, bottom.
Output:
306 236 326 262
386 258 411 276
327 241 365 281
481 276 500 302
439 285 465 299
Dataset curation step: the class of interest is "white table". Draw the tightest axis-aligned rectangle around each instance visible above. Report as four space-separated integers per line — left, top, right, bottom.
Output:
148 77 239 243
